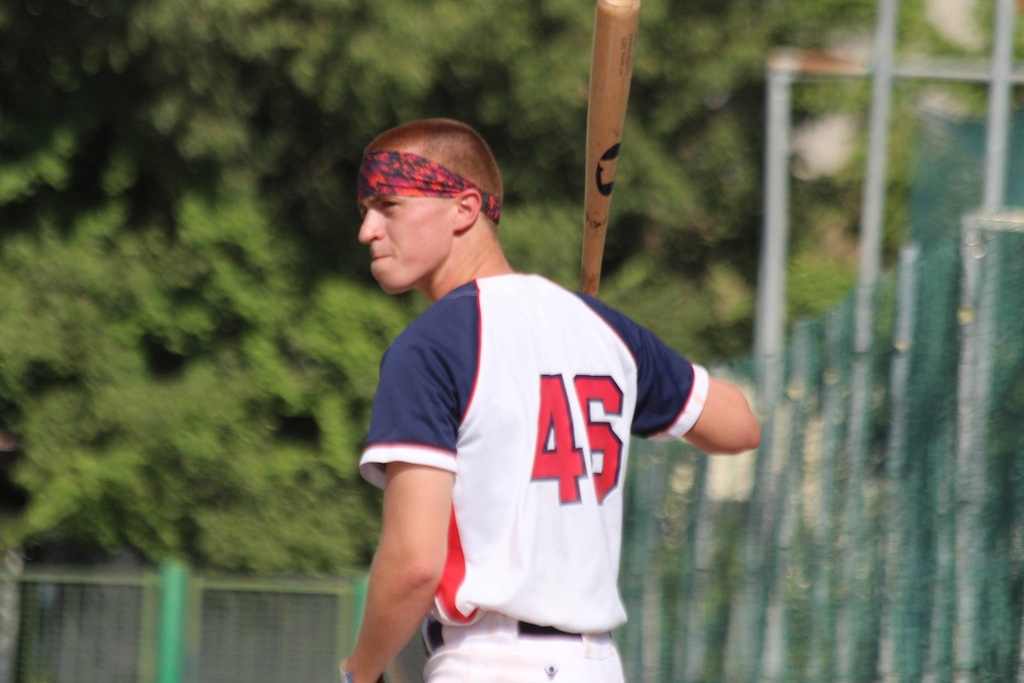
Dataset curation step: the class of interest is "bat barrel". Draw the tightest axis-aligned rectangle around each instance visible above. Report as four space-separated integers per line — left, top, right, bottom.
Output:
581 0 640 296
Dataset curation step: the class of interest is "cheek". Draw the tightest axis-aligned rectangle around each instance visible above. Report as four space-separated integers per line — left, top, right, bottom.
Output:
387 202 454 268
408 218 452 260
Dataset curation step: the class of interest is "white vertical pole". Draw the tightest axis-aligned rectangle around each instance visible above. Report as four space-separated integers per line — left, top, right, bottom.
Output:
754 56 795 413
955 3 1016 678
980 0 1016 214
837 2 900 680
853 0 899 354
878 243 919 681
954 213 985 682
805 307 848 682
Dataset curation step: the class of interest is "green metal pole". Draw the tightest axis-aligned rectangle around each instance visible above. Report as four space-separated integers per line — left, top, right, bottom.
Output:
156 561 189 683
352 572 369 641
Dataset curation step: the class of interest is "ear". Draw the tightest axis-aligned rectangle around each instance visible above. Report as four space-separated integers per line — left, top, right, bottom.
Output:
452 190 483 234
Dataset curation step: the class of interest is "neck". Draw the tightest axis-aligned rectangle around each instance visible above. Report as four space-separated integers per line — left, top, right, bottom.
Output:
420 223 514 303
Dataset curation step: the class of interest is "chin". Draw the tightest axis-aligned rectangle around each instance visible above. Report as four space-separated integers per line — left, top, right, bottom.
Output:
376 279 415 296
370 266 411 295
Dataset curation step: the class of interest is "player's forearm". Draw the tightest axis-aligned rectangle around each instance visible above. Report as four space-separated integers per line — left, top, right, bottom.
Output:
345 550 441 683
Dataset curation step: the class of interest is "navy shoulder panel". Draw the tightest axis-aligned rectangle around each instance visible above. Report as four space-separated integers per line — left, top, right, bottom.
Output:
366 282 481 451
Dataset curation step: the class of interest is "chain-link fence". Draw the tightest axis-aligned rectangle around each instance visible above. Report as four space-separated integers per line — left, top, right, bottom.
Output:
4 565 365 683
615 211 1024 683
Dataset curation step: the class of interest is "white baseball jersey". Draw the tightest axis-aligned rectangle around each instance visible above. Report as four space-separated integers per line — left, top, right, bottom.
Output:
359 274 708 633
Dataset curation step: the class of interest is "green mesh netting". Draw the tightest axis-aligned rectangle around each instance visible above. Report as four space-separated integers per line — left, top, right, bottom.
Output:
615 110 1024 682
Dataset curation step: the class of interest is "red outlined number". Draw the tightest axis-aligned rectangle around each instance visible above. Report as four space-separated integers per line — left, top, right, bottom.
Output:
574 376 624 503
531 374 624 504
532 375 587 503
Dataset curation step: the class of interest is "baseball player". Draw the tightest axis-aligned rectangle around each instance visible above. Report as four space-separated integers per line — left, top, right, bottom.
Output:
339 118 760 683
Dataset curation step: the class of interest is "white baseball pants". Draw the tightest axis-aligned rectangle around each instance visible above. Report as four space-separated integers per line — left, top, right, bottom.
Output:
421 612 625 683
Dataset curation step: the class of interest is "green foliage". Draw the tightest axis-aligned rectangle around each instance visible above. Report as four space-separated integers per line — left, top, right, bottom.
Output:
0 0 903 572
0 189 406 572
787 251 858 320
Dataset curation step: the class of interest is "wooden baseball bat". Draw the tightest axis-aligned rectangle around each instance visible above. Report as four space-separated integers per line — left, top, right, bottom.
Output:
580 0 640 297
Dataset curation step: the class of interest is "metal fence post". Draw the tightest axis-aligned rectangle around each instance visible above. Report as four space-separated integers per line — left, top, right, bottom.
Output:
0 551 23 683
754 54 795 414
980 0 1017 215
352 572 369 640
157 561 189 683
878 243 919 680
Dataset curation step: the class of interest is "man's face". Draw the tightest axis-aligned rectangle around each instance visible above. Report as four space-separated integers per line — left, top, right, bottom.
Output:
357 194 457 297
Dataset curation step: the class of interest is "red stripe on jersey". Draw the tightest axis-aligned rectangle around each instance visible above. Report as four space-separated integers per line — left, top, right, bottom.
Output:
436 507 476 623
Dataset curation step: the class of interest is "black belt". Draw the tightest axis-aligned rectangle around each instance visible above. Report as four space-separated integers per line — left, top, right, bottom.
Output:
424 618 583 653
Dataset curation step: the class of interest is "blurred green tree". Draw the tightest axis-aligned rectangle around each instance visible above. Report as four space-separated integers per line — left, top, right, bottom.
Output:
0 0 891 572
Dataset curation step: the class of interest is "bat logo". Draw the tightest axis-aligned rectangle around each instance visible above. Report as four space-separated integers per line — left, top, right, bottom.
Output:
595 143 621 197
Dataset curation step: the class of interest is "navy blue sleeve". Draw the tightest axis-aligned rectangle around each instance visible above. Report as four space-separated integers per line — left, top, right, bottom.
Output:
575 293 696 438
365 283 481 453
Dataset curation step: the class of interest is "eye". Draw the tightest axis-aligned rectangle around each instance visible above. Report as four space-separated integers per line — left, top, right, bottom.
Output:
362 197 399 214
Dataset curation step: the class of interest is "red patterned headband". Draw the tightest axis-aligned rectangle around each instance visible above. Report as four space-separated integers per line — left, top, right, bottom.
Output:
358 150 501 225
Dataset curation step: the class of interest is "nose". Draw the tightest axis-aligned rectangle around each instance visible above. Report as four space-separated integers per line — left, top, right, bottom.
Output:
358 211 381 245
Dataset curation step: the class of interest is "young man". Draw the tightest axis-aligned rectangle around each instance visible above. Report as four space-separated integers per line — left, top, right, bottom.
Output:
340 118 760 683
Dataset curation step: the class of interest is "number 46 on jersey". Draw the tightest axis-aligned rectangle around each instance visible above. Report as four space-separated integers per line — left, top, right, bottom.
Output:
531 374 623 505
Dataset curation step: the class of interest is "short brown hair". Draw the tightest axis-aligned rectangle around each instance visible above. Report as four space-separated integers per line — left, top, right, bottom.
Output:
365 119 503 203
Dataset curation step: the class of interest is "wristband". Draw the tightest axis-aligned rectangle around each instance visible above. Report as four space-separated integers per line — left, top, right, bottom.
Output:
340 671 354 683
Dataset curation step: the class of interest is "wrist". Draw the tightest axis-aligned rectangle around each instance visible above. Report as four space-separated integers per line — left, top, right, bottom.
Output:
341 660 384 683
340 669 384 683
340 659 355 683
